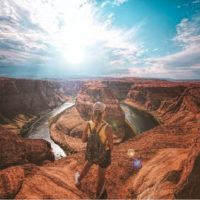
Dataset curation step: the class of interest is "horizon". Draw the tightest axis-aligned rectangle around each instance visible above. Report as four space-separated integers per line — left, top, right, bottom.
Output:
1 74 200 82
0 0 200 79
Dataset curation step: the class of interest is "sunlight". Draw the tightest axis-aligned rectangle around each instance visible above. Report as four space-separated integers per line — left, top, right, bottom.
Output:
12 0 138 70
53 0 95 65
63 45 85 64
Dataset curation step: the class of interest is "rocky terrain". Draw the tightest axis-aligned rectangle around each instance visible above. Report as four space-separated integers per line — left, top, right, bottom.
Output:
0 77 84 134
122 82 200 198
0 77 200 199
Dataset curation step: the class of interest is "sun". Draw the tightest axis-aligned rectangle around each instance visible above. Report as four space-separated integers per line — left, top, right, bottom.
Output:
63 45 85 64
51 1 96 65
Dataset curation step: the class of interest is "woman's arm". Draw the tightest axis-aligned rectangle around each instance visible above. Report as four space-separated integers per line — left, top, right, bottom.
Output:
82 123 89 143
106 125 113 150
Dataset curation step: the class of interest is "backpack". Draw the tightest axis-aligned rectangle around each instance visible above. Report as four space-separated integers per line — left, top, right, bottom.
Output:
85 122 107 165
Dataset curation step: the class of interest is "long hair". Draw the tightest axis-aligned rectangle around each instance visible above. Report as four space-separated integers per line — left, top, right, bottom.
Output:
92 110 103 128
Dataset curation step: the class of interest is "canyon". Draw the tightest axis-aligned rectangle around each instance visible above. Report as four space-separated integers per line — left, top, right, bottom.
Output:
0 77 200 199
0 77 84 135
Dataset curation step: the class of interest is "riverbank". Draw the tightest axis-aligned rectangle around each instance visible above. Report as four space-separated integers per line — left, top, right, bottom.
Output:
20 109 52 137
49 105 86 155
123 100 161 124
22 102 75 159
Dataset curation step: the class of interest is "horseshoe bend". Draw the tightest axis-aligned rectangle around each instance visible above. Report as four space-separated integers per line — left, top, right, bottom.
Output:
0 77 200 199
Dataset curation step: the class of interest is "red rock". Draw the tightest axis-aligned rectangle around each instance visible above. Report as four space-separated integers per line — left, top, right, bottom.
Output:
121 80 200 199
103 79 133 100
1 78 200 199
50 122 85 154
16 158 87 199
130 147 200 199
163 87 200 114
55 107 86 138
0 78 85 134
23 138 54 164
0 128 27 168
0 166 24 199
0 127 54 169
127 83 186 111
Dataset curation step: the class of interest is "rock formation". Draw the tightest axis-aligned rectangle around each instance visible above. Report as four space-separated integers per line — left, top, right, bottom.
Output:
15 159 87 199
0 77 84 134
0 127 54 169
122 81 200 199
103 79 133 100
0 166 24 199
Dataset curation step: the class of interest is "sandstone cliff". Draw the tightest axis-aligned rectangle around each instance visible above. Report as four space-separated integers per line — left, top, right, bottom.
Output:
122 81 200 199
0 78 84 134
0 126 54 169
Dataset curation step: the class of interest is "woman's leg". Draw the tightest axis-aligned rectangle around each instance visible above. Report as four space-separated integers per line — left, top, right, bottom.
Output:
96 166 106 198
79 160 93 182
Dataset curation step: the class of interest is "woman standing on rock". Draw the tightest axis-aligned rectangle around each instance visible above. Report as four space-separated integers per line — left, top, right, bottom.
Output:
75 102 113 199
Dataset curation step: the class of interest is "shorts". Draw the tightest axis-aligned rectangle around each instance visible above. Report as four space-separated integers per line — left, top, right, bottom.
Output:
99 150 111 168
85 150 111 168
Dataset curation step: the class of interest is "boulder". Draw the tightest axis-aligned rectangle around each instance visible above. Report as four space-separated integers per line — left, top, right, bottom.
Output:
0 166 24 199
0 127 54 169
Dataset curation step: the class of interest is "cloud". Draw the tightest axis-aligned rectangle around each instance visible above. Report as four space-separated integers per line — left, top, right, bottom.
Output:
0 0 141 76
192 0 200 4
100 0 128 7
173 17 200 46
113 0 129 6
128 15 200 79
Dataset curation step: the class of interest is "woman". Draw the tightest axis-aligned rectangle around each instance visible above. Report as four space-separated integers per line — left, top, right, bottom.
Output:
75 102 113 198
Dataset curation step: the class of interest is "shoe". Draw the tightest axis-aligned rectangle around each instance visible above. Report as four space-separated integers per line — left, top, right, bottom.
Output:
74 171 80 186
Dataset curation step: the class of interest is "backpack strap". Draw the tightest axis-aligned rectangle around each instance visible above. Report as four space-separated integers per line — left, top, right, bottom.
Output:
97 122 107 134
88 122 92 134
88 121 107 134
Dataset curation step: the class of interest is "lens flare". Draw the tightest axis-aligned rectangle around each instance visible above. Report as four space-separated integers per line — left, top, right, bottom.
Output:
133 158 142 170
127 148 135 158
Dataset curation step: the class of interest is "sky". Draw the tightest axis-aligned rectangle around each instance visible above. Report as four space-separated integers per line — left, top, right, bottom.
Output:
0 0 200 79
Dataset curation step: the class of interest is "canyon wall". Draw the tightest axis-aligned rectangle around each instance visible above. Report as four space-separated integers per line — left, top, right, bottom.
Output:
0 77 84 134
122 81 200 199
103 79 133 100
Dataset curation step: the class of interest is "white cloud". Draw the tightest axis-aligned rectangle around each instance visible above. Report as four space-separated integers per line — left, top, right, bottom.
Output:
113 0 128 6
173 17 200 46
0 0 141 70
129 15 200 79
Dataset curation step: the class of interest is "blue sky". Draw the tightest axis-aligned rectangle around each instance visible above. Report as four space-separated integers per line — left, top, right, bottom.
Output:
0 0 200 79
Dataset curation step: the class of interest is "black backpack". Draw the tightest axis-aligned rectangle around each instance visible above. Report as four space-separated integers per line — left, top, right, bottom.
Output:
85 122 107 165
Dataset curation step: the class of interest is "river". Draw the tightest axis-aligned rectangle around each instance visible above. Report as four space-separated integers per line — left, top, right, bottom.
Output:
26 102 158 159
120 103 159 134
26 102 74 160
